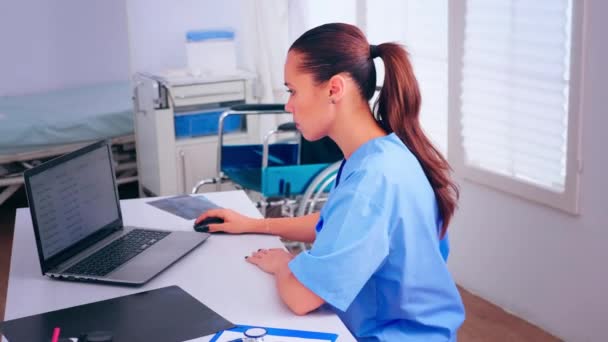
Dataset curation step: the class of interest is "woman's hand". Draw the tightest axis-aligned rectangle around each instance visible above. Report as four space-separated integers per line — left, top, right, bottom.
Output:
246 248 294 275
194 208 257 234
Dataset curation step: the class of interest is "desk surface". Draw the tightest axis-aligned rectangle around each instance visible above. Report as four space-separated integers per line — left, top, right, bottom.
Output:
3 190 354 341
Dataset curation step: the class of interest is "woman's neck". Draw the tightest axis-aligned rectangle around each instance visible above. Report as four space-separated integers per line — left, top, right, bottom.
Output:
329 103 387 159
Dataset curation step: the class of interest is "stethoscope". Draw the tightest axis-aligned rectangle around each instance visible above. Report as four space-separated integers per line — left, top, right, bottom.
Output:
228 327 267 341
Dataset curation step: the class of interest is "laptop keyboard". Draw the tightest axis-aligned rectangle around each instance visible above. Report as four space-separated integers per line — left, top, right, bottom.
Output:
65 229 171 277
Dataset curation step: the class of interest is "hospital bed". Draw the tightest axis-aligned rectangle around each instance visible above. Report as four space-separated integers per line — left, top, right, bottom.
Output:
0 81 137 206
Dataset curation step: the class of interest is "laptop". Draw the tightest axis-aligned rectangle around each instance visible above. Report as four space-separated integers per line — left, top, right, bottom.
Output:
23 140 210 286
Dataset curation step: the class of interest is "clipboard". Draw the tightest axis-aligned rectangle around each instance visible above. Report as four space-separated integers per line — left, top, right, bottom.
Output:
209 325 339 342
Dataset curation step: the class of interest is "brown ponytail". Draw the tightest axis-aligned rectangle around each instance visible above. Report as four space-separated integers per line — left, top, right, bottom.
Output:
373 43 458 237
290 23 458 237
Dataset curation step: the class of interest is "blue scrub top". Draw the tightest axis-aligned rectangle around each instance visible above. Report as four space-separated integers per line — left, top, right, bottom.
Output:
289 133 465 341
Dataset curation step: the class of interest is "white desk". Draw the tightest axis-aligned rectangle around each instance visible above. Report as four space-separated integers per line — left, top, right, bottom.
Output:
3 190 355 341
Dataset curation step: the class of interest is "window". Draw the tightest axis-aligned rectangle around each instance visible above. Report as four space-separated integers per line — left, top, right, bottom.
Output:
367 1 449 155
288 0 583 213
288 0 357 43
448 0 584 213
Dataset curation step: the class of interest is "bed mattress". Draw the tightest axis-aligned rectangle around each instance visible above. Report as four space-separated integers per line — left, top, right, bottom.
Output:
0 81 133 155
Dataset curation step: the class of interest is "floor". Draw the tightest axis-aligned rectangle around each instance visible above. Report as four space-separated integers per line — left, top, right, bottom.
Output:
0 185 561 341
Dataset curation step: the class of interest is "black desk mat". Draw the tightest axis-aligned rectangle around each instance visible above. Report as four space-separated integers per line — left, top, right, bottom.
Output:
0 285 234 341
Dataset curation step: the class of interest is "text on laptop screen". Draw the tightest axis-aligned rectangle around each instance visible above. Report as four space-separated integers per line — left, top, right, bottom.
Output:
29 145 120 259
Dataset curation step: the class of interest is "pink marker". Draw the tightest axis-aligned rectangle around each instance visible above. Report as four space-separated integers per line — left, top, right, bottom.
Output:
51 327 61 342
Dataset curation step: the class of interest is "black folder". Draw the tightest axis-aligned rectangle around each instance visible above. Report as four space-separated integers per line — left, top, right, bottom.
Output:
0 285 234 341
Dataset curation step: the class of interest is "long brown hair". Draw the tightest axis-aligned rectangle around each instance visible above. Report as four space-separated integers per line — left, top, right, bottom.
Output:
290 23 458 236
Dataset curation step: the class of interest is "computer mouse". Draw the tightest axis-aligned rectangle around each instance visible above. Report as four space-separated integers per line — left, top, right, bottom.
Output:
81 330 114 342
193 216 225 233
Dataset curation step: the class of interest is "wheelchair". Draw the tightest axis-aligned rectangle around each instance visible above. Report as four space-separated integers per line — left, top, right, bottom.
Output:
191 104 343 221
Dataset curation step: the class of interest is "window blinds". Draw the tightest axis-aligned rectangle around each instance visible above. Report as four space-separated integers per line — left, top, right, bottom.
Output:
459 0 573 192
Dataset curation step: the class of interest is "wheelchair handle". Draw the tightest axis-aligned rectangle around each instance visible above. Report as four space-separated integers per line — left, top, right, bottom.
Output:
277 122 297 131
230 104 286 112
262 128 301 168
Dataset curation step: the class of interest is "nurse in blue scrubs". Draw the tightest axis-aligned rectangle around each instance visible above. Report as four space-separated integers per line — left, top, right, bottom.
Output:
196 23 465 341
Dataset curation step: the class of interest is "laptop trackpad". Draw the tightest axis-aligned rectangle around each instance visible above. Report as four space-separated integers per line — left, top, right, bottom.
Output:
108 231 208 284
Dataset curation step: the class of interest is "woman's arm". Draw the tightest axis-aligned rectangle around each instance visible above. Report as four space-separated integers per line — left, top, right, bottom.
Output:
251 213 319 243
196 209 319 243
275 262 325 315
246 248 324 315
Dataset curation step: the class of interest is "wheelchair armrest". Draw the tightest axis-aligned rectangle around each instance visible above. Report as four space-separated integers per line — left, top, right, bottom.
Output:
277 122 297 132
230 104 286 112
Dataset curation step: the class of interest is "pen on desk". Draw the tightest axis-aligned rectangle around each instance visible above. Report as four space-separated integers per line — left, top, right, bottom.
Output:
51 327 60 342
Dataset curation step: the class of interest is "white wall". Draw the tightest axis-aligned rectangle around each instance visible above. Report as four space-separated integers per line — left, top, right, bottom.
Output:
0 0 130 96
449 1 608 340
126 0 242 74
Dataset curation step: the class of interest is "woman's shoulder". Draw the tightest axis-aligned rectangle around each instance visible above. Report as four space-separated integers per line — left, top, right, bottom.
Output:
348 133 421 177
337 134 432 201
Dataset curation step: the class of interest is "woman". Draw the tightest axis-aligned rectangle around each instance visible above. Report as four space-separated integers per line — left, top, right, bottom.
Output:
196 23 464 341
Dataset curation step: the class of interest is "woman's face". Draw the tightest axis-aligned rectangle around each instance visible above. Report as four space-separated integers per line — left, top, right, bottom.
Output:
284 51 334 141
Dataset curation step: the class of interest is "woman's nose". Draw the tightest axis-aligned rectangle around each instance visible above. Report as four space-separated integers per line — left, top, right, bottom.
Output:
284 100 293 113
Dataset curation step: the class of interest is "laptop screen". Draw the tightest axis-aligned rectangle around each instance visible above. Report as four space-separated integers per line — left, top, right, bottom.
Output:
27 144 120 260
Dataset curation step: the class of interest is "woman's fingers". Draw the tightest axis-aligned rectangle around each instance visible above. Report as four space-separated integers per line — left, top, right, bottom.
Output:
194 208 226 225
246 252 263 265
206 223 223 232
246 249 266 259
245 248 283 262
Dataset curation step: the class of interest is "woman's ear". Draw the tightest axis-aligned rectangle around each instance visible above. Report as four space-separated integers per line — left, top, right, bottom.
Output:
327 75 346 103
